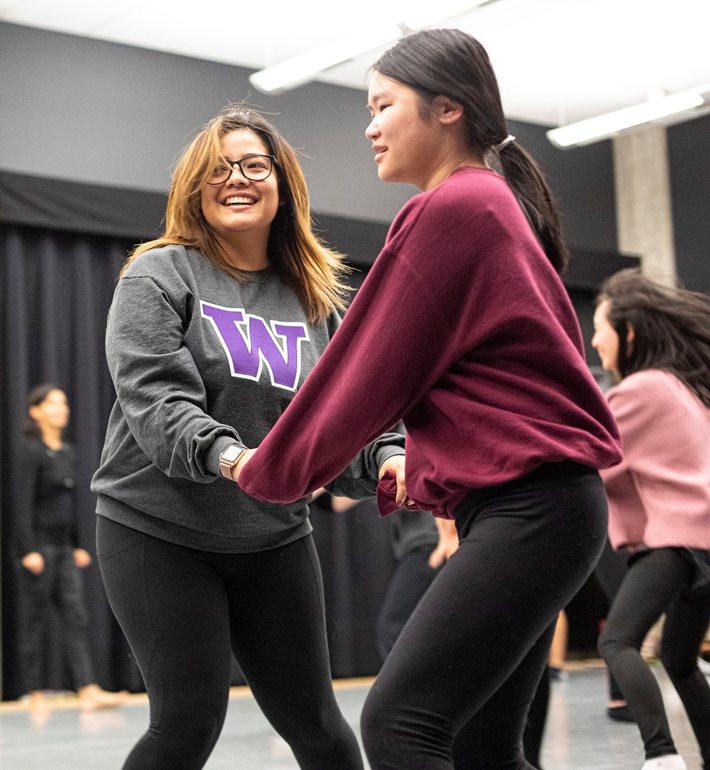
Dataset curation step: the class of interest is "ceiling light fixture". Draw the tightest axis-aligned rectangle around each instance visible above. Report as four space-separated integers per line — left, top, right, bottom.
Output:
249 0 497 94
547 87 710 149
249 26 402 94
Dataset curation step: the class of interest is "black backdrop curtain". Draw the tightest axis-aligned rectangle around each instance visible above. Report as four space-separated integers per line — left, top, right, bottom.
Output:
0 174 398 701
0 224 142 699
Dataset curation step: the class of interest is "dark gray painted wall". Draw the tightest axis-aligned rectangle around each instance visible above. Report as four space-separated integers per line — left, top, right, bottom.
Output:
1 21 618 253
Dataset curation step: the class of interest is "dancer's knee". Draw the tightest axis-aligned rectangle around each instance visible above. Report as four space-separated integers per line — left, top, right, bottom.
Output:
597 625 629 662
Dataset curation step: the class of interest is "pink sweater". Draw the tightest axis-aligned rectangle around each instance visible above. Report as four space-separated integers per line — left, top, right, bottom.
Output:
240 168 621 517
601 369 710 551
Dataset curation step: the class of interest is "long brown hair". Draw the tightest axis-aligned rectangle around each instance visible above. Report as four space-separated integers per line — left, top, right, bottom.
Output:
598 268 710 407
372 28 569 274
122 105 350 324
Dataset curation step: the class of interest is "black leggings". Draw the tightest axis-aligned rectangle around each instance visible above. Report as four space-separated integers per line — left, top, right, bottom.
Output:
374 549 550 768
594 537 629 703
361 463 609 770
18 543 94 692
598 548 710 765
375 548 441 662
96 516 363 770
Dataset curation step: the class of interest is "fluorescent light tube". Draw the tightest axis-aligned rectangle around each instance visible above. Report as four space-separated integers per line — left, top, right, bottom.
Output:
403 0 493 28
547 90 706 149
249 26 401 94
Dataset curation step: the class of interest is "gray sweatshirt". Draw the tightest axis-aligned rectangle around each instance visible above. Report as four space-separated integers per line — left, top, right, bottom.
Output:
91 245 404 552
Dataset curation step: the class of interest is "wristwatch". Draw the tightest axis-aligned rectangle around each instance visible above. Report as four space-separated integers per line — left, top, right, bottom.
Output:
219 444 246 480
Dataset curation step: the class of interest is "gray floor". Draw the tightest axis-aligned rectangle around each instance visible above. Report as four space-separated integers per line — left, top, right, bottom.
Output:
0 666 704 769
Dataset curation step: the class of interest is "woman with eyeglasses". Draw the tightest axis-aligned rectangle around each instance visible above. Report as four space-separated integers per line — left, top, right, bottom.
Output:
593 268 710 770
237 29 622 769
91 105 405 770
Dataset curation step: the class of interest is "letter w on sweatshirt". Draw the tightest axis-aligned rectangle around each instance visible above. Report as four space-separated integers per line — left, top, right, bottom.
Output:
201 301 308 391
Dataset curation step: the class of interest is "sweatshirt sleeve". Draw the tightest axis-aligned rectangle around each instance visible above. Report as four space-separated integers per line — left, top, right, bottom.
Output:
324 429 406 499
105 275 243 482
240 192 485 503
12 441 41 556
319 309 406 499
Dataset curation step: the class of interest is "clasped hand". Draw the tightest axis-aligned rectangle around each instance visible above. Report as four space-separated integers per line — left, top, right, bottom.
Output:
229 449 412 508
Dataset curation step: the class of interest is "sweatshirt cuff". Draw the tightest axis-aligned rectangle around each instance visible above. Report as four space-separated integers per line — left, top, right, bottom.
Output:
205 435 247 478
375 444 405 470
376 471 420 517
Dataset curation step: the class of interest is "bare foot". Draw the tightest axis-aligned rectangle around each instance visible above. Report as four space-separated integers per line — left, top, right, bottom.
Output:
78 684 129 712
29 691 51 711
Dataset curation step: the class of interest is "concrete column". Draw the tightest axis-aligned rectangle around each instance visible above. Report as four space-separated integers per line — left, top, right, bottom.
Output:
613 125 676 285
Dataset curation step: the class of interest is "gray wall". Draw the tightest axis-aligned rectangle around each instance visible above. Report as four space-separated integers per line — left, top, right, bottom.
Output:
1 21 617 253
0 22 412 224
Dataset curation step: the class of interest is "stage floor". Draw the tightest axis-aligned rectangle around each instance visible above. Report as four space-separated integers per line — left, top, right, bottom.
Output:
0 664 704 769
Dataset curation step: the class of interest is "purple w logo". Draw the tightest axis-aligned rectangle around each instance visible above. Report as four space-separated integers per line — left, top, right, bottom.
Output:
201 302 309 391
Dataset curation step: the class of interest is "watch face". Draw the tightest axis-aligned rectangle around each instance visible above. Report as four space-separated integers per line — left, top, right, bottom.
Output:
222 446 242 463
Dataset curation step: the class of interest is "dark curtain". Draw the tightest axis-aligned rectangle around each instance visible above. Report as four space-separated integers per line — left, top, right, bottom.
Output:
0 224 142 699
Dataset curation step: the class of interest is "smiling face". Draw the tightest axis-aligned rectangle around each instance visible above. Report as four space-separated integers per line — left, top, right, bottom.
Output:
366 72 482 191
200 129 279 265
365 73 445 190
592 299 621 372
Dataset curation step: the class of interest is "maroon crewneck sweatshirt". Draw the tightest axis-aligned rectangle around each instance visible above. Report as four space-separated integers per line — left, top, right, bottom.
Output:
240 167 622 517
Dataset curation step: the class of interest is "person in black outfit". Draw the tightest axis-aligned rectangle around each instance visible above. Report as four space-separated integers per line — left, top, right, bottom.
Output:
374 507 445 660
12 383 127 711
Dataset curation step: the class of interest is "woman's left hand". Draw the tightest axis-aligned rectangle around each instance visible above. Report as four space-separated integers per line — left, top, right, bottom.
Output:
378 454 412 507
232 448 257 484
73 548 92 569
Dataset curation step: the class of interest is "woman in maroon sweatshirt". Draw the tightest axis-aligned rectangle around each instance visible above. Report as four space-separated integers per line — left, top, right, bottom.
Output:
237 29 622 770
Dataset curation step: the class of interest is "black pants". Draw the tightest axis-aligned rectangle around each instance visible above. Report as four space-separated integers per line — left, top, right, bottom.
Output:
594 537 629 703
375 548 551 769
97 517 363 770
361 463 608 770
376 548 441 662
18 543 94 692
598 548 710 765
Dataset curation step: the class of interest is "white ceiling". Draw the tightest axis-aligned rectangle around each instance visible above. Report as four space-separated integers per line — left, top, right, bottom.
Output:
2 0 710 126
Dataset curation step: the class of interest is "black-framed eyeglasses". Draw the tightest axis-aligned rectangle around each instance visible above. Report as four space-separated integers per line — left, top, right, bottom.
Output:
206 154 277 185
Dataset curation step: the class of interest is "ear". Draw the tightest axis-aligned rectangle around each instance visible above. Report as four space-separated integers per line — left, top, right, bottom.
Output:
28 405 40 422
626 324 635 346
431 95 464 125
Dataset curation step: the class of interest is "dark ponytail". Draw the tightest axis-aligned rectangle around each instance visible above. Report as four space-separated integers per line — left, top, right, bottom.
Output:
373 28 569 274
496 142 569 273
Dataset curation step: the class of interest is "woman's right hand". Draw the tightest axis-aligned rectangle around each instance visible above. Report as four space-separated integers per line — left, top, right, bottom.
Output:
21 551 45 575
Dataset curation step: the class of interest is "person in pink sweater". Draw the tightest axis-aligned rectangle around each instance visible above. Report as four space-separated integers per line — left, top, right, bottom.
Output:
235 28 622 770
593 268 710 770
